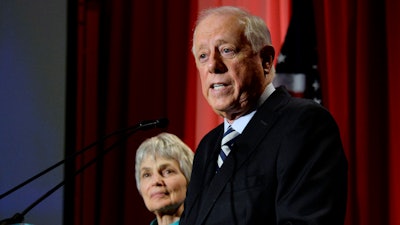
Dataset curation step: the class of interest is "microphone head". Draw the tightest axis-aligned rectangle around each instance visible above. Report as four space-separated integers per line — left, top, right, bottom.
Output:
138 118 169 130
155 118 169 128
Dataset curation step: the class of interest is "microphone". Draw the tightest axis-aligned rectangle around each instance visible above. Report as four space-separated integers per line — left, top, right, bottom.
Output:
0 118 169 225
137 118 169 130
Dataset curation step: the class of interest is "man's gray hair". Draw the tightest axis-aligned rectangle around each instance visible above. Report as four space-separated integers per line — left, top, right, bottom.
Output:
192 6 272 54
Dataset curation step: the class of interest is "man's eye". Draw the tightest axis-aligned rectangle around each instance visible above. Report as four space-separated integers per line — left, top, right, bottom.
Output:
221 48 235 57
198 53 208 62
222 48 232 53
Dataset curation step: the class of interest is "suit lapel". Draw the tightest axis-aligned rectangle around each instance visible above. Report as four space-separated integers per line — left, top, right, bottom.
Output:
183 125 223 224
195 87 291 225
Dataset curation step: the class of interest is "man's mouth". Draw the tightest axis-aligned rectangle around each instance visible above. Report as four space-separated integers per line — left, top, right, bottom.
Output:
211 83 226 90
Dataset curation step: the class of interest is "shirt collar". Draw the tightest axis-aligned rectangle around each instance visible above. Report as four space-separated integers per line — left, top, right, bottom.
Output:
224 83 275 134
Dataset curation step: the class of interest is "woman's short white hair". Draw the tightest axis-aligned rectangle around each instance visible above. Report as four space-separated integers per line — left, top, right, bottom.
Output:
134 132 194 191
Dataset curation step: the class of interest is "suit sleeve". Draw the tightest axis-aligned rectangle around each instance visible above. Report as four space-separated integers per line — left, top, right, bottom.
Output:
275 103 348 225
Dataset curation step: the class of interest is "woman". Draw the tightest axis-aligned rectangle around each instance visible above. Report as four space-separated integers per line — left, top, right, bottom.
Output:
135 132 194 225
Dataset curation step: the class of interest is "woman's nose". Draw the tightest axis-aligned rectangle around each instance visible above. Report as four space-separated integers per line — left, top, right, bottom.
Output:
151 174 164 186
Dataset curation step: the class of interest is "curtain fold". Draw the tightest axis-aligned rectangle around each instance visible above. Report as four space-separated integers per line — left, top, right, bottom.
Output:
386 1 400 224
66 0 194 224
314 0 399 224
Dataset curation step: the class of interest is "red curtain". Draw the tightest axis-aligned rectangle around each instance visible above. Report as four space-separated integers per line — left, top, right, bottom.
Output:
386 1 400 224
66 0 196 224
314 0 400 224
66 0 400 224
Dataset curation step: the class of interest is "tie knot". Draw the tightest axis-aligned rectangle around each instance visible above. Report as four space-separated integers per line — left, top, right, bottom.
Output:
222 126 240 146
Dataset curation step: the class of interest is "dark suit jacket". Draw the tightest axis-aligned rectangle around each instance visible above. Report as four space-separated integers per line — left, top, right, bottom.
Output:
180 86 348 225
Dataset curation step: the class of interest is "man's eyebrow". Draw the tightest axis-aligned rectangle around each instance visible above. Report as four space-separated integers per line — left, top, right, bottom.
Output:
215 39 228 46
196 39 229 52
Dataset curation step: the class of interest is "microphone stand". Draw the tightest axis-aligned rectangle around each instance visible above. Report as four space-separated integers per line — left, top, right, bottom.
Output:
0 118 168 225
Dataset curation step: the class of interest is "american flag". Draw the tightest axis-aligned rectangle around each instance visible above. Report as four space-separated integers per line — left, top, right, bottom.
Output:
273 0 322 105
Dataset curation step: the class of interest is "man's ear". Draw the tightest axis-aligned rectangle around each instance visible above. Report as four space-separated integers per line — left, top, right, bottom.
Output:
260 45 275 73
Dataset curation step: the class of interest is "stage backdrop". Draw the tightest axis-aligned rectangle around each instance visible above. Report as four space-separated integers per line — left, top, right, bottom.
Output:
64 1 290 225
65 0 400 225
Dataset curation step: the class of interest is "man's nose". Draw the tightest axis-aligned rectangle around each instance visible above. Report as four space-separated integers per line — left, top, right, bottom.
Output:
208 51 228 74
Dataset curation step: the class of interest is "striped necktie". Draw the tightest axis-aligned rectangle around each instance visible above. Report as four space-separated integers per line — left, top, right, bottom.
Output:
217 126 240 170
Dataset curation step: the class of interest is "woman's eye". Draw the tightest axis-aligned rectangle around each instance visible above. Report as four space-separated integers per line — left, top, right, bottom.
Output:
162 169 175 176
141 173 150 178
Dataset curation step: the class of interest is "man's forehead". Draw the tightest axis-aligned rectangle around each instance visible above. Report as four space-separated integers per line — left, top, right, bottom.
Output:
194 17 243 41
197 13 240 29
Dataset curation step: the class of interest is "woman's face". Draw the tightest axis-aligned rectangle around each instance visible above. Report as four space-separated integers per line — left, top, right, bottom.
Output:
139 155 187 216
